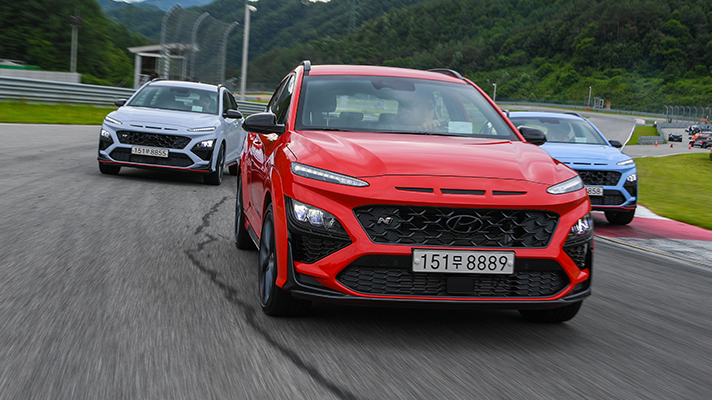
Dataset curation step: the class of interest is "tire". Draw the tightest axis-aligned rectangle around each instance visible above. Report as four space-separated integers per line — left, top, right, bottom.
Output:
234 174 255 250
228 163 238 176
519 301 582 323
605 209 635 225
99 162 120 175
258 205 311 316
204 146 225 185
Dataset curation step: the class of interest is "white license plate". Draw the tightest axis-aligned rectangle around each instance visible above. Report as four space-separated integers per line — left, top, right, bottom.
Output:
131 146 169 158
586 186 603 196
412 249 514 274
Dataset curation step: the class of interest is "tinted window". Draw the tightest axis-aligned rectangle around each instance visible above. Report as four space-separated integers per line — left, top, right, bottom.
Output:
295 75 517 139
128 85 218 114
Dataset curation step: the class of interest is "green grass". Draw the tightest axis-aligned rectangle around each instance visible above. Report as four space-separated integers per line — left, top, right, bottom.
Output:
636 153 712 230
626 125 659 146
0 101 116 124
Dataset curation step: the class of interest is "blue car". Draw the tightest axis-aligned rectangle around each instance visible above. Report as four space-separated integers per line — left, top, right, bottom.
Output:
98 80 246 185
508 112 637 225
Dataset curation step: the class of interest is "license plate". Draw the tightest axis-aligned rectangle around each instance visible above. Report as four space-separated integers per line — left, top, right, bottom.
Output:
586 186 603 196
412 249 514 274
131 146 169 158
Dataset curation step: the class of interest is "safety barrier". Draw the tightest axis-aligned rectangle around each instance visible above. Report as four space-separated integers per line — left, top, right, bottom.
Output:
0 76 266 116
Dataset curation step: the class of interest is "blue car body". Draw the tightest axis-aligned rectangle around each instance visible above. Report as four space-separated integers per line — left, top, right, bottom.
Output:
508 112 637 224
97 80 246 185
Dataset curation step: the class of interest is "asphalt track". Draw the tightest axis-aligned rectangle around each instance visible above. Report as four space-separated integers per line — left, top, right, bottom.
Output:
1 120 712 399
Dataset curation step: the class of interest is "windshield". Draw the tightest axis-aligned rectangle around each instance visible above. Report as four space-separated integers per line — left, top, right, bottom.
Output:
508 116 608 145
127 85 218 115
294 75 518 139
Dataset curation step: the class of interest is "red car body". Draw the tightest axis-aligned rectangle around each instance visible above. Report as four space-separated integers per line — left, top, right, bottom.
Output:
235 63 593 322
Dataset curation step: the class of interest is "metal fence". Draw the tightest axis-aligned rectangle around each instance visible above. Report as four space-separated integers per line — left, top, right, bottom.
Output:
0 75 265 115
159 5 238 86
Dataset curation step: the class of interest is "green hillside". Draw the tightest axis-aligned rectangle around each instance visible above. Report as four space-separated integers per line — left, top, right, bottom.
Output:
1 0 147 87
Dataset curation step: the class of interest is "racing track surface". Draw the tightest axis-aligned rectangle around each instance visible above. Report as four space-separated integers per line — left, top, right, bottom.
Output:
1 123 711 399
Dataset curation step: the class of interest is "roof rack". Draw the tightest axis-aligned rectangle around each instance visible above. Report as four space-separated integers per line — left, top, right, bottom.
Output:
564 111 583 118
301 60 311 75
428 68 464 80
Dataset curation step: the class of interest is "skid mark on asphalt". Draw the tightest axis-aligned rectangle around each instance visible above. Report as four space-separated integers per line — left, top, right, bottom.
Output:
185 198 359 400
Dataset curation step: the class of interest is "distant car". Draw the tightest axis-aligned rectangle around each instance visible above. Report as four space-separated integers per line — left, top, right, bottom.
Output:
508 112 637 225
236 62 593 322
690 133 710 146
668 132 682 142
97 80 246 185
691 134 712 148
686 125 701 135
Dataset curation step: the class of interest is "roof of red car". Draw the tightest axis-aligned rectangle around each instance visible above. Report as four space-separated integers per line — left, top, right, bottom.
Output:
308 64 466 83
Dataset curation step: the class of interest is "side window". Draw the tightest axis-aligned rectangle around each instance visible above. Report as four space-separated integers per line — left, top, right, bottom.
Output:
269 74 295 125
227 92 238 110
222 91 231 115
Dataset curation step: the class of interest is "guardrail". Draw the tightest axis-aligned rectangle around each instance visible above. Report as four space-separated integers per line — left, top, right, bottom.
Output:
0 76 266 116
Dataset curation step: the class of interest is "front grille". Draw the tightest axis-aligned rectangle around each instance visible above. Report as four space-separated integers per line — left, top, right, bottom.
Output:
590 190 625 206
290 231 351 264
110 148 193 167
337 256 568 297
354 206 558 248
578 170 621 186
116 131 191 149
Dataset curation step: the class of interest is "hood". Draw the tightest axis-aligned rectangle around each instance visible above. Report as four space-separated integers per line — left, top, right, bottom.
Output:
541 142 631 165
287 131 576 185
108 107 219 130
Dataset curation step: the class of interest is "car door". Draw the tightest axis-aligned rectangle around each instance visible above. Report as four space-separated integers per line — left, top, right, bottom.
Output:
246 74 295 227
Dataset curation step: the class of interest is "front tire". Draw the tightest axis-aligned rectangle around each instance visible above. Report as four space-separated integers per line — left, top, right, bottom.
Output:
204 146 225 185
258 205 311 316
605 209 635 225
234 174 255 250
99 162 120 175
519 301 582 323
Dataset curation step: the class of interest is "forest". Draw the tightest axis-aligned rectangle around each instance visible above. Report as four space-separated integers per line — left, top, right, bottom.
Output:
2 0 712 111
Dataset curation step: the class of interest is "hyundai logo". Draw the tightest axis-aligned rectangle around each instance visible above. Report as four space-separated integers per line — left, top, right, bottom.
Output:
446 215 483 233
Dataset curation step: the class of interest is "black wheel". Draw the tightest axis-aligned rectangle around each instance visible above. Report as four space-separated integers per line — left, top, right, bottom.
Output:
604 209 635 225
258 205 311 316
99 162 120 175
204 146 225 185
228 163 238 175
234 174 255 250
519 301 582 323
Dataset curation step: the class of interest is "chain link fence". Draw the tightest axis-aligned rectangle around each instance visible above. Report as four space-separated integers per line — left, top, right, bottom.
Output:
158 5 237 86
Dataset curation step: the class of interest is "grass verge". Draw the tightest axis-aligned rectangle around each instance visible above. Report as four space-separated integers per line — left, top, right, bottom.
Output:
626 125 659 146
637 153 712 231
0 101 115 124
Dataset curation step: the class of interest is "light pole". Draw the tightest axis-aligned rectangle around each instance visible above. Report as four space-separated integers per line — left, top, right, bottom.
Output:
588 86 592 106
240 1 258 101
492 83 497 102
68 14 82 74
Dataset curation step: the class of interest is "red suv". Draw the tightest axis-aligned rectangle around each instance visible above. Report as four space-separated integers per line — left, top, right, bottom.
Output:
235 62 592 322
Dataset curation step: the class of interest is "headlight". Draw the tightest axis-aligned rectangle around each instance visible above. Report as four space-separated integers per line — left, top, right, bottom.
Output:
196 139 215 148
188 126 216 132
100 129 112 139
626 173 637 182
289 199 346 234
547 175 584 195
104 116 122 125
291 162 369 187
617 159 635 166
567 213 593 242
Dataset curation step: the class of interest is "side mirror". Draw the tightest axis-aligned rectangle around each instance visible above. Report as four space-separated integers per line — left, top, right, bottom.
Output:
243 112 286 134
518 126 547 146
115 99 126 107
224 109 243 120
609 139 623 148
